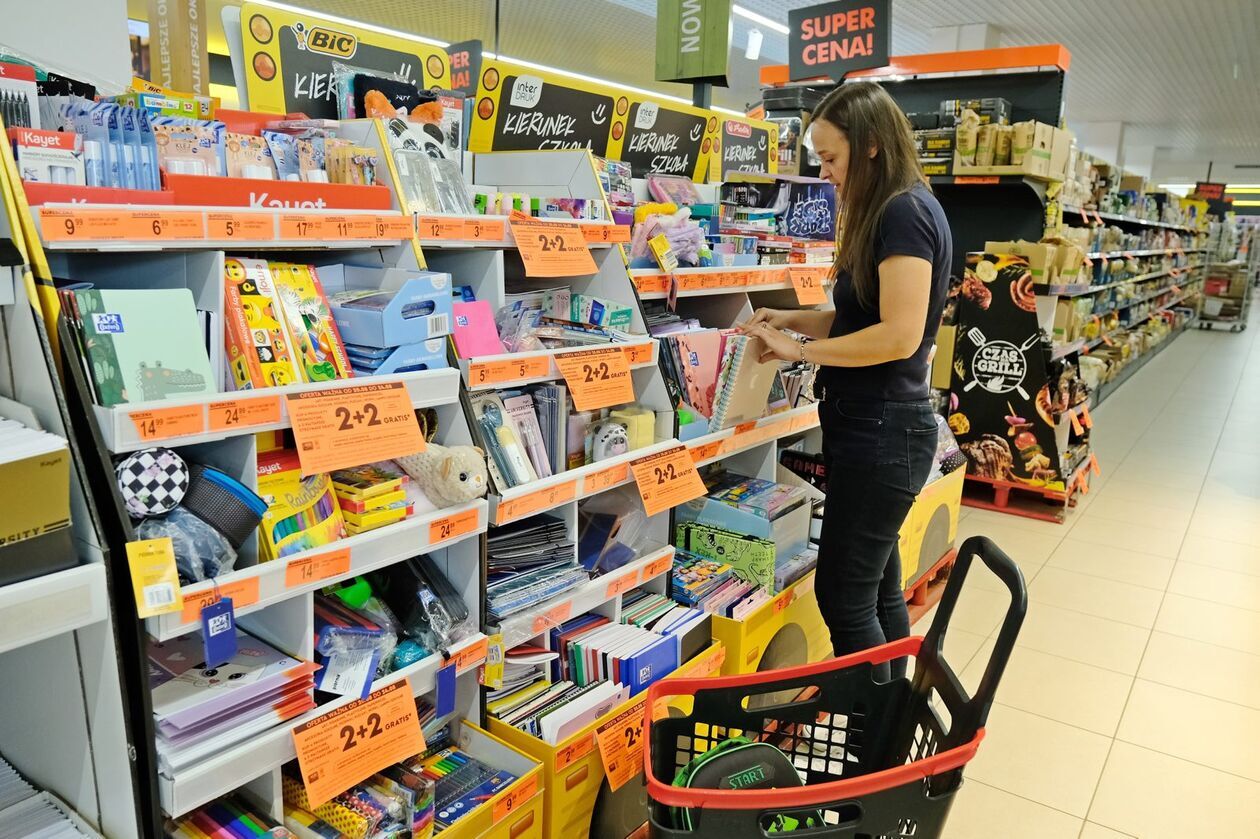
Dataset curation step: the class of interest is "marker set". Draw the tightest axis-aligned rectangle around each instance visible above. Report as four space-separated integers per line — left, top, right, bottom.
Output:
417 748 517 830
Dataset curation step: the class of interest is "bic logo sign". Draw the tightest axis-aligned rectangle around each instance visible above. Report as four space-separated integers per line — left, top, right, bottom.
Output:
305 27 357 58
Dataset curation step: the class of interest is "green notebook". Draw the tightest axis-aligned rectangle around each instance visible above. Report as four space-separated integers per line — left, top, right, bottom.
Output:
73 288 215 407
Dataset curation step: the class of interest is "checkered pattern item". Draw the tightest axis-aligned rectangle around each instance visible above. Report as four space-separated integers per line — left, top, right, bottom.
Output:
115 447 189 518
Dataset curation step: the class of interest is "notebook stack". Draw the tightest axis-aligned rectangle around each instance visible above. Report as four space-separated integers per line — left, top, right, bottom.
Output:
0 756 98 839
148 629 319 771
485 516 586 623
656 327 781 431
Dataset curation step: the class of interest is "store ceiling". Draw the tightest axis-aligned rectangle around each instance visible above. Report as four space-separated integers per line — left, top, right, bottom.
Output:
129 0 1258 181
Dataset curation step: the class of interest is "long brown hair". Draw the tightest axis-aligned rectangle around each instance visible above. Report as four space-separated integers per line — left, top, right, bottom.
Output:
813 81 926 308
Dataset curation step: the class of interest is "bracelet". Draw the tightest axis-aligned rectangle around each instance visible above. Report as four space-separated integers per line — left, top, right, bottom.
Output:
798 336 808 363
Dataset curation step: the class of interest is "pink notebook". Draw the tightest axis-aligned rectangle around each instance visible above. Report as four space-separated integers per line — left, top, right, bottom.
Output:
675 329 724 417
452 300 507 357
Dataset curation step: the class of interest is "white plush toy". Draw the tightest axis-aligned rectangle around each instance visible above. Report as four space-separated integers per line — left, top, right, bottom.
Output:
397 443 489 508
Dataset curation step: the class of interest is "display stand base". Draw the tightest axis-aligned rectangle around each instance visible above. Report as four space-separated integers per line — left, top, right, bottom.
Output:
961 472 1082 523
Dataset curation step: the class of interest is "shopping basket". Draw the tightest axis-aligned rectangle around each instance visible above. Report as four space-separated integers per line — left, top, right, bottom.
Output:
643 535 1027 838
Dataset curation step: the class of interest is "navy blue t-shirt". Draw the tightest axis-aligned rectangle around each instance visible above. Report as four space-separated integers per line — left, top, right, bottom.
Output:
816 184 951 401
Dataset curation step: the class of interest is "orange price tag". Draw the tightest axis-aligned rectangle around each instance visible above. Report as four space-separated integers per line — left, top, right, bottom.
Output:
120 211 204 241
429 507 480 544
605 570 640 600
208 396 282 433
468 355 551 387
789 266 829 305
641 551 673 581
531 600 573 633
633 273 670 295
1089 453 1102 477
180 577 260 623
675 273 705 292
1122 251 1135 259
688 441 721 464
279 214 325 240
734 421 758 437
555 734 596 772
622 342 654 366
553 347 634 411
446 636 490 672
1171 284 1182 294
492 774 539 824
584 462 628 495
1102 335 1115 347
207 212 274 241
40 208 121 241
286 382 426 476
595 701 646 792
953 175 1000 184
790 406 819 433
509 214 598 277
580 223 631 244
629 445 707 518
1069 411 1083 435
1092 210 1105 227
463 217 506 242
774 588 796 613
130 404 205 442
417 215 466 240
1080 406 1093 429
375 214 415 239
323 215 356 240
496 480 577 523
285 547 352 588
292 680 425 808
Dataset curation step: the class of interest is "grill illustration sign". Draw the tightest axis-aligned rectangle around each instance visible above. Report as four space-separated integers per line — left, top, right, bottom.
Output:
969 339 1029 397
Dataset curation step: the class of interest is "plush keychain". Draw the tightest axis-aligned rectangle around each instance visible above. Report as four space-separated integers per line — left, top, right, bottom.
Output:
396 442 489 508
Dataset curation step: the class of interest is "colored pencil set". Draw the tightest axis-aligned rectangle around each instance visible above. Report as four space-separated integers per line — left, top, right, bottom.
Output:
165 795 286 838
256 449 346 562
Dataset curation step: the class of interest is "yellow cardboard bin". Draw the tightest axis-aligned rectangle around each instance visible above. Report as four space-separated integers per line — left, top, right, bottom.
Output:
440 722 545 839
710 571 830 676
899 466 965 589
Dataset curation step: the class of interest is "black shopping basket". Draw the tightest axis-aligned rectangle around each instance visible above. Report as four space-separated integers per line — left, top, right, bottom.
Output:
643 536 1027 838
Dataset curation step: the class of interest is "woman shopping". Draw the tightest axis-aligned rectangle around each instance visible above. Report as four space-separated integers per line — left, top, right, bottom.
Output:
741 81 951 681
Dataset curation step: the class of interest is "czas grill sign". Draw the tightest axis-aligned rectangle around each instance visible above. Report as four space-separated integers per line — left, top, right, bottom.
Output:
788 0 891 82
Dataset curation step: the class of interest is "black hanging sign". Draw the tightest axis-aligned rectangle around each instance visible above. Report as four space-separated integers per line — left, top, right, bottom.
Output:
719 119 772 175
446 39 482 98
619 101 709 177
788 0 891 82
489 73 614 155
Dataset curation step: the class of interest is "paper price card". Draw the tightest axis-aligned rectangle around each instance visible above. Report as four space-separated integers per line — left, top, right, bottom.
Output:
126 538 183 618
323 215 356 240
553 347 634 411
292 680 425 808
286 382 426 476
375 215 416 239
641 551 673 581
632 273 670 295
121 211 205 241
605 569 640 600
446 636 490 673
595 701 646 792
492 774 539 825
417 215 466 240
207 212 274 241
584 462 628 495
41 208 121 241
463 217 506 242
208 396 282 433
495 480 577 523
789 266 830 305
468 355 550 387
429 507 480 544
130 404 205 442
630 446 707 518
531 600 574 633
509 215 598 277
622 343 654 366
555 734 596 772
285 547 352 589
279 213 325 240
688 441 721 464
580 223 631 245
180 578 260 624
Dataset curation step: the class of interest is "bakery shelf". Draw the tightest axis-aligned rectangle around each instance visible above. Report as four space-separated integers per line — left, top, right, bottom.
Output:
1084 289 1199 350
157 630 488 817
95 367 461 454
1044 263 1203 297
417 213 626 249
1085 247 1205 260
1063 205 1200 235
684 403 820 469
458 338 658 392
0 564 109 656
144 499 487 642
487 438 682 526
493 545 676 650
1088 321 1193 410
630 264 829 300
1050 339 1086 360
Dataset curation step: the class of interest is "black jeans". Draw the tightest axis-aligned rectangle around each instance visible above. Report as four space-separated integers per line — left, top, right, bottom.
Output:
816 396 938 682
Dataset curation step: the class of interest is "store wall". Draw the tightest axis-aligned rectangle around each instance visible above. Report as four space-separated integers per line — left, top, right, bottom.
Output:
3 0 133 92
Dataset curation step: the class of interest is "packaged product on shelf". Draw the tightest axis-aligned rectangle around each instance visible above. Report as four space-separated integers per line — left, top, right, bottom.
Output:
257 449 347 561
269 263 354 382
7 127 86 185
365 554 476 660
954 109 980 165
328 269 453 348
576 486 654 575
223 256 304 389
331 462 414 534
312 592 398 696
167 795 288 839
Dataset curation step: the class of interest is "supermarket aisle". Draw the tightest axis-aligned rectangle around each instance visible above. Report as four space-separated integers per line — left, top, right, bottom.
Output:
919 311 1260 838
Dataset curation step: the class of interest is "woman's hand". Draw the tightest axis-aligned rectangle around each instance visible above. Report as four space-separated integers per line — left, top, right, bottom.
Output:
747 321 800 363
739 308 796 333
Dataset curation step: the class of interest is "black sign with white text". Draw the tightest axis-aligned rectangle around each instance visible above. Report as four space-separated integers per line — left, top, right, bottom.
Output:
788 0 891 82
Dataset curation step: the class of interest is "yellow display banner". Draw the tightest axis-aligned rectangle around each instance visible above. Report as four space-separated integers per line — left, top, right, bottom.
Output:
607 95 716 183
709 115 780 181
240 2 450 119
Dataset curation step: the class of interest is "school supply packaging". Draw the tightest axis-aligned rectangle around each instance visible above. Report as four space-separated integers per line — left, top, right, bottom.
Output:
256 449 346 561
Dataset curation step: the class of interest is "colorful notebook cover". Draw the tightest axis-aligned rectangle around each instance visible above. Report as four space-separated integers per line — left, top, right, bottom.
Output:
269 262 354 382
674 329 724 417
708 335 779 430
223 256 304 390
451 300 506 357
73 288 215 407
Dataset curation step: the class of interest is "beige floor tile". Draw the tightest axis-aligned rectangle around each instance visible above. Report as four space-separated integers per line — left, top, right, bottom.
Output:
1177 533 1260 577
1079 824 1136 838
954 518 1064 567
942 780 1082 839
1107 459 1207 486
1138 631 1260 710
1167 562 1260 611
1014 601 1149 674
961 642 1131 736
1187 508 1260 548
1064 514 1184 559
1155 593 1260 656
1089 478 1200 510
1089 741 1260 839
961 507 1069 537
964 704 1111 817
1028 567 1164 628
1046 538 1175 590
945 583 1015 637
909 628 989 690
1118 679 1260 782
1076 495 1193 531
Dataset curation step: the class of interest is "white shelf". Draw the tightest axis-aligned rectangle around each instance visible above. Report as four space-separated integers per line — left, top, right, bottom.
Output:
488 438 682 526
0 564 109 655
157 631 488 817
417 213 623 250
493 546 675 649
684 403 820 468
0 264 17 306
631 264 829 300
95 367 461 454
459 338 657 392
145 499 487 641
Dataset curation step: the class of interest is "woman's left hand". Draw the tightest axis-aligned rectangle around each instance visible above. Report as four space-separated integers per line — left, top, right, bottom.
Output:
750 321 799 363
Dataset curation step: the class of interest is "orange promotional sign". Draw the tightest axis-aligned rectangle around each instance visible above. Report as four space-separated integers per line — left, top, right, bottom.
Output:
789 265 830 305
429 507 481 544
508 214 598 277
207 212 275 241
553 347 635 411
286 383 426 476
629 446 708 517
292 680 426 807
468 355 551 388
285 547 352 588
180 577 261 623
131 405 205 442
595 701 646 792
208 396 282 433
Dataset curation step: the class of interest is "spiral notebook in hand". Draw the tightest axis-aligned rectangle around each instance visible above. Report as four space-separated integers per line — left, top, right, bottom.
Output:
708 335 779 430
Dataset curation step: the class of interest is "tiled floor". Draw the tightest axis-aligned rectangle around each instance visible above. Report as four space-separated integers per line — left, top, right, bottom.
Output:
918 311 1260 838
